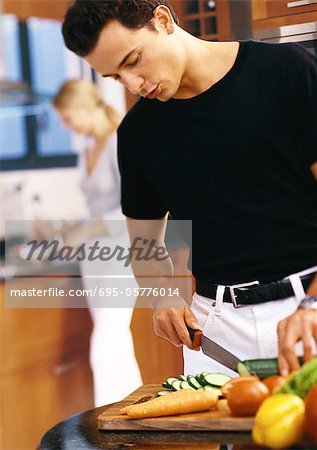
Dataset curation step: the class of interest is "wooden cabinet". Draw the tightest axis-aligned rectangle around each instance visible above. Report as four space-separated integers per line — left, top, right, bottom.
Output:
252 0 317 29
2 0 68 21
1 247 191 449
171 0 231 41
0 279 94 450
266 0 317 18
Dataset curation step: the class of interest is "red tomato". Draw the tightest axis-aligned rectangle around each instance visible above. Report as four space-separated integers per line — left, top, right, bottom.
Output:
305 384 317 443
221 375 259 398
262 375 286 394
227 379 269 416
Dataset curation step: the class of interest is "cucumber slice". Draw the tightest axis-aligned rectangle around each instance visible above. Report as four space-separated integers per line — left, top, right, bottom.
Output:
162 381 170 389
237 362 253 376
187 376 202 389
202 385 222 396
180 381 194 390
179 375 187 381
203 373 232 387
156 390 172 396
165 377 179 388
196 374 207 386
171 380 182 391
197 385 221 396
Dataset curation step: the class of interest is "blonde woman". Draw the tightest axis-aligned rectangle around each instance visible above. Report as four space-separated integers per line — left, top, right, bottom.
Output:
53 79 142 406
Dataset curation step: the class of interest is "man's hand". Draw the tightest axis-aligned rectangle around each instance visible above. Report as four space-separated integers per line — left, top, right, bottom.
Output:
153 297 201 350
277 309 317 376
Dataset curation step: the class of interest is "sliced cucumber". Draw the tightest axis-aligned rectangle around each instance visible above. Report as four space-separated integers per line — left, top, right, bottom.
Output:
156 390 172 396
196 374 207 386
203 373 232 387
171 380 183 391
187 375 202 389
180 381 194 390
237 361 253 376
197 385 222 396
165 377 179 388
203 385 222 396
178 374 187 381
162 381 170 389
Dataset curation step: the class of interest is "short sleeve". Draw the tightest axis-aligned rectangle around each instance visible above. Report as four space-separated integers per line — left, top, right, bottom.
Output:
117 123 168 219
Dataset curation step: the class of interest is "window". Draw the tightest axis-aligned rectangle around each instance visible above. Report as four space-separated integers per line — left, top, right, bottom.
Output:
0 15 92 171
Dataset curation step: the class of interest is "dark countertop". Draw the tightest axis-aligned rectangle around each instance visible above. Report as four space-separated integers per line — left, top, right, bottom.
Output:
39 404 317 450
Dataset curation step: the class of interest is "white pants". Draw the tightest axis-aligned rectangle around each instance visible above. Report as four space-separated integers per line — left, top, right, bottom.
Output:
184 266 317 377
81 233 142 407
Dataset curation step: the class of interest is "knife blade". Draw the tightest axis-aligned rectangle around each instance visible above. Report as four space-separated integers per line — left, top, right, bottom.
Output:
186 325 242 373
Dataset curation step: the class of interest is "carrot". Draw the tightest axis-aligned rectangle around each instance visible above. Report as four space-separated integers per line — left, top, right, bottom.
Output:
121 389 218 419
120 405 129 414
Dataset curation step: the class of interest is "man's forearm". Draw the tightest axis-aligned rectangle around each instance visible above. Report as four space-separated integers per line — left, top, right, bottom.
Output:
129 240 185 308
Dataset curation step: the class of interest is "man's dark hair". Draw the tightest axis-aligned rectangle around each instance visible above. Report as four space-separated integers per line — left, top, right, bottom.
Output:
62 0 179 57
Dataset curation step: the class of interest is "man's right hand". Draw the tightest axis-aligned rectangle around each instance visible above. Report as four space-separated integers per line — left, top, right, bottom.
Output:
153 298 201 350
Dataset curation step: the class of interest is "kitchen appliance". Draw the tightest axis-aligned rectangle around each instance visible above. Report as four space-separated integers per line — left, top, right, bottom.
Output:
254 20 317 57
98 384 255 431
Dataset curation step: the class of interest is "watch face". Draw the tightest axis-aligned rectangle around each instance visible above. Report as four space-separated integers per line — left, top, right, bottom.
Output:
305 296 317 304
300 296 317 310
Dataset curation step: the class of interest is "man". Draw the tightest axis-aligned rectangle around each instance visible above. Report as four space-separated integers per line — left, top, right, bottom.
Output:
62 0 317 377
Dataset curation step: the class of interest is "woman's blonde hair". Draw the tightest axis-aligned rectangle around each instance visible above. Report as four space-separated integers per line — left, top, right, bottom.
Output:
53 79 122 127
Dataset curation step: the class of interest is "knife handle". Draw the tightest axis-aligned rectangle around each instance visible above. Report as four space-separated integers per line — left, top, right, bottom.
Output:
186 324 203 348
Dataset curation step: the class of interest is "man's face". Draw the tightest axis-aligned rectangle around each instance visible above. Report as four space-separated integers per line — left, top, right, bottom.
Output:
85 15 185 102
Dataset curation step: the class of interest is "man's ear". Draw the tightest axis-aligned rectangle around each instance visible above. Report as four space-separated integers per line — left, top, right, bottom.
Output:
152 5 174 34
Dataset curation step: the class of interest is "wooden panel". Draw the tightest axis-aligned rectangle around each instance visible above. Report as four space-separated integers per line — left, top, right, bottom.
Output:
267 0 317 18
1 354 93 450
131 308 184 384
3 0 68 21
98 384 255 431
216 0 232 40
253 10 317 29
0 281 94 450
0 281 92 373
251 0 268 19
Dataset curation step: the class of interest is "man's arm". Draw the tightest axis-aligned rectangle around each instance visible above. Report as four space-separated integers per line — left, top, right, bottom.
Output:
277 163 317 376
126 216 199 350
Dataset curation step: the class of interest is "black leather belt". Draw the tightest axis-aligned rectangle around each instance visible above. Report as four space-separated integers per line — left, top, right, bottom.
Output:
196 273 315 307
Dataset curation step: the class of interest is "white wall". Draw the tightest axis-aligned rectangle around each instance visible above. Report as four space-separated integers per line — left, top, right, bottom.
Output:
0 167 88 237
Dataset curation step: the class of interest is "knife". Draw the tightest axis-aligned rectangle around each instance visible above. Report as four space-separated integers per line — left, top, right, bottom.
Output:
186 324 242 373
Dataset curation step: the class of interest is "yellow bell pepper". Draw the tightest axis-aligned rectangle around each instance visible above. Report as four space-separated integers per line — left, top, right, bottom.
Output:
252 393 305 449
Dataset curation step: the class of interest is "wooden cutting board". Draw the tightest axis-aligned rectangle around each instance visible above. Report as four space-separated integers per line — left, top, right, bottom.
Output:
98 384 255 431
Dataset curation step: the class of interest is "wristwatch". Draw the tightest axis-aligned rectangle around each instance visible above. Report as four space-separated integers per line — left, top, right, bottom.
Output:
298 296 317 311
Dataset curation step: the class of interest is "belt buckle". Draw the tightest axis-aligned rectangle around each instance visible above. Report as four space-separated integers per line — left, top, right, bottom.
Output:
229 280 260 308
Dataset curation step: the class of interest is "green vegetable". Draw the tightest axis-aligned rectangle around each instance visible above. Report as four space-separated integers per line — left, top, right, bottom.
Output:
203 373 231 387
198 385 222 396
156 390 172 396
276 357 317 399
238 357 304 379
161 372 232 397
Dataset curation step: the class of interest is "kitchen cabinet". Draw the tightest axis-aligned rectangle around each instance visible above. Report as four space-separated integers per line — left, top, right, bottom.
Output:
252 0 317 29
171 0 231 41
1 246 191 449
0 278 94 450
2 0 68 21
266 0 317 18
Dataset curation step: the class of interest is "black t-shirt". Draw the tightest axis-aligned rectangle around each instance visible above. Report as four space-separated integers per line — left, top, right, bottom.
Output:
118 40 317 285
